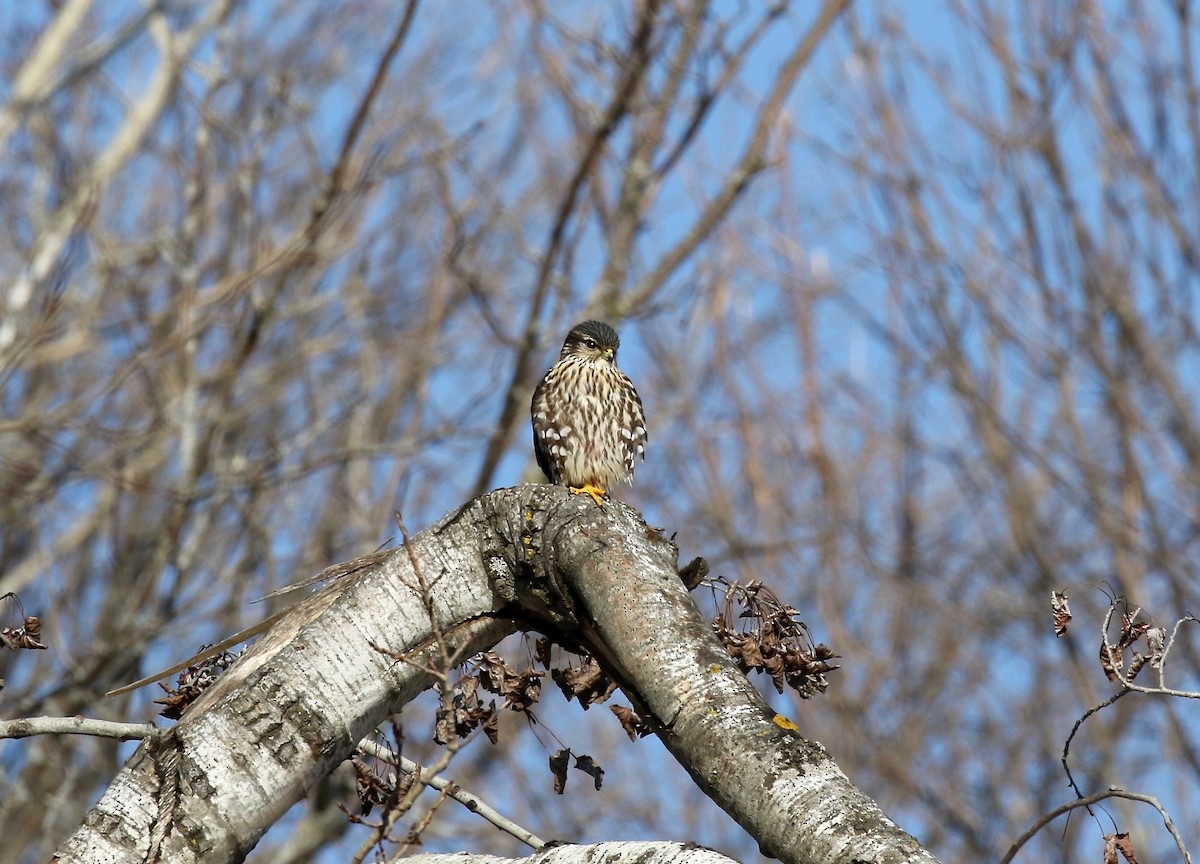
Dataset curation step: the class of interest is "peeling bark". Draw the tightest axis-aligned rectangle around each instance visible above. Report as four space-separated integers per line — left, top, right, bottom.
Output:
56 486 938 864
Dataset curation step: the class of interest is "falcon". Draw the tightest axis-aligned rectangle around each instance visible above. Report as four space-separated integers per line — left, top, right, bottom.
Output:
531 320 647 506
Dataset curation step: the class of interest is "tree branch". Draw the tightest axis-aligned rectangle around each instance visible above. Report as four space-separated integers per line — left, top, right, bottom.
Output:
1001 787 1193 864
357 739 546 850
403 841 743 864
54 486 936 864
0 715 160 741
470 0 665 497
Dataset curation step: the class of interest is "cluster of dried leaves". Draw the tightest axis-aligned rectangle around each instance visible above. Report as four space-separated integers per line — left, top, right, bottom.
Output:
1 592 47 693
138 566 832 800
1103 831 1139 864
425 571 841 795
433 651 543 745
1099 609 1166 685
351 751 409 817
1051 592 1168 686
347 720 410 820
344 725 439 853
710 577 839 698
1047 592 1189 864
0 615 45 651
153 647 244 719
432 642 643 794
1 592 46 652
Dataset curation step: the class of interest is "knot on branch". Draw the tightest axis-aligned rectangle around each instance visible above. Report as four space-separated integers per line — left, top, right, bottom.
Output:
482 485 678 635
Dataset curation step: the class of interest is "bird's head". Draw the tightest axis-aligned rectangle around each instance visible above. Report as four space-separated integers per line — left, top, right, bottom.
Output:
561 320 621 365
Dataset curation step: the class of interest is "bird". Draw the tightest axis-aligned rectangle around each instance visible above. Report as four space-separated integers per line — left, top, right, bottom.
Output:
531 320 647 506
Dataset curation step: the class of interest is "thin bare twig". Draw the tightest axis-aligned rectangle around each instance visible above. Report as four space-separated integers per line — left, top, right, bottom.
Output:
3 0 238 348
0 0 98 152
1001 787 1192 864
470 0 665 496
0 715 160 741
358 738 546 849
624 0 854 314
1060 687 1129 804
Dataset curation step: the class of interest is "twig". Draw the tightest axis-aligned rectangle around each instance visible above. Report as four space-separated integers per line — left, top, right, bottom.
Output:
1100 603 1200 698
358 738 545 849
308 0 421 243
1001 787 1192 864
470 0 666 496
625 0 854 313
1061 687 1129 803
0 715 160 741
0 0 97 152
4 0 237 345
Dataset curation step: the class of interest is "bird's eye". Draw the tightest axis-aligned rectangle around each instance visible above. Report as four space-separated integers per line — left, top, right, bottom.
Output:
585 339 597 349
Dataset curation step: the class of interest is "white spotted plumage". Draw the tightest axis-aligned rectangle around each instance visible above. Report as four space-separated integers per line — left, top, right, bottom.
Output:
531 321 647 496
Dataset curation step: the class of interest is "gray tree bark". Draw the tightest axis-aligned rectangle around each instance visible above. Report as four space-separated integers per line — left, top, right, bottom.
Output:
404 841 743 864
55 486 938 864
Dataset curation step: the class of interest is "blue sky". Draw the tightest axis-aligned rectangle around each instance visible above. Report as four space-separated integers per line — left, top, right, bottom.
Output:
3 2 1199 862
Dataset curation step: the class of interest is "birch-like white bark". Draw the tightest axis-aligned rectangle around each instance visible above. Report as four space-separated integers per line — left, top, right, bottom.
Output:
2 0 236 349
404 841 743 864
55 485 939 864
0 0 96 153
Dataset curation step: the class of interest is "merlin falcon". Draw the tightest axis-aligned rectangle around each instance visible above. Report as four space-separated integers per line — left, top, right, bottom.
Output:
531 320 647 506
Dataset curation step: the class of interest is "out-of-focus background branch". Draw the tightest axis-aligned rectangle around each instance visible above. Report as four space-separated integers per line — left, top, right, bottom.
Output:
1 1 1197 862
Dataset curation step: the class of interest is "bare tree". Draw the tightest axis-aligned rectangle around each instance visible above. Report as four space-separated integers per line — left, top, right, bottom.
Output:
3 0 1199 862
36 488 926 864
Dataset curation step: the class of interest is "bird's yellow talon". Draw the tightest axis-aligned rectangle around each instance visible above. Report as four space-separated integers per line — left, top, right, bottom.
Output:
570 483 607 507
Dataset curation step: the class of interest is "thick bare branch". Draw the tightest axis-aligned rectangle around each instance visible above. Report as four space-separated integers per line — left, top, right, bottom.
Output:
55 486 935 864
403 842 742 864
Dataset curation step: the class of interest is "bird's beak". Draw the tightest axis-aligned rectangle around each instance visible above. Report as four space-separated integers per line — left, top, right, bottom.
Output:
603 348 615 362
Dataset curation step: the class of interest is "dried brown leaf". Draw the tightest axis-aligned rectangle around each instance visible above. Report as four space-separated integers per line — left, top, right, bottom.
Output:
154 646 242 718
551 655 617 707
1103 834 1118 864
1145 627 1165 668
153 688 196 720
433 703 456 745
1127 653 1147 681
1113 832 1139 864
1100 639 1123 682
482 706 499 745
736 637 764 672
610 704 653 741
1103 833 1138 864
1116 612 1151 651
0 617 47 651
1051 590 1072 637
678 556 709 590
573 753 604 790
534 636 553 669
549 748 570 794
761 653 787 694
